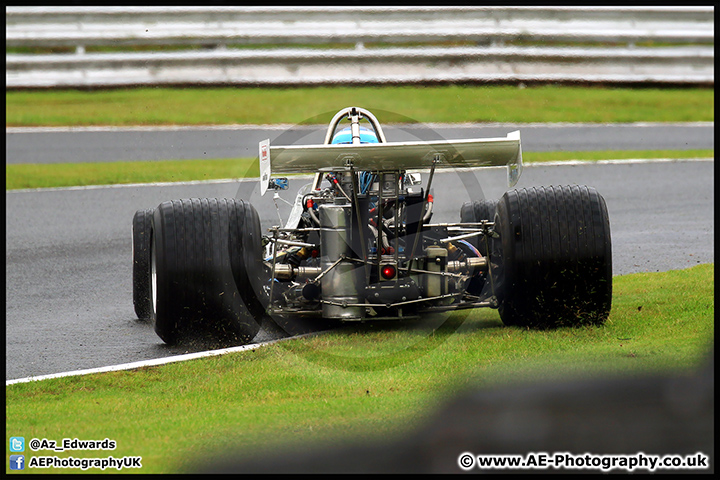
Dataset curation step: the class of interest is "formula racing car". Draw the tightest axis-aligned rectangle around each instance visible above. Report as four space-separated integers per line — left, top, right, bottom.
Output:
132 107 612 345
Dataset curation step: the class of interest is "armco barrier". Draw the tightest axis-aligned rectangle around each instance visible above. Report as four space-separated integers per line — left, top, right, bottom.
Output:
5 6 714 88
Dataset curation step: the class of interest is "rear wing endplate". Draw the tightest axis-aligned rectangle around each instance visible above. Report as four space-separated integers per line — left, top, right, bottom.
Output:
259 131 522 195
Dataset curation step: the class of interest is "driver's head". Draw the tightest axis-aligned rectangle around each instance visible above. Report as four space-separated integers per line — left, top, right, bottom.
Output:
331 126 379 145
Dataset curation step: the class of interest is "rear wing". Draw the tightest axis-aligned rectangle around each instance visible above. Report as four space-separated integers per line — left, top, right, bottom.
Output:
259 131 522 195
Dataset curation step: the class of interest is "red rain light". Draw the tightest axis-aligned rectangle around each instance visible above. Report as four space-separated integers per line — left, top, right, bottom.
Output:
381 265 396 280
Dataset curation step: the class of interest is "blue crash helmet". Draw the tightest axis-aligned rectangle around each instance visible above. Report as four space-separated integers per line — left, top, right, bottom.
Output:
331 126 379 194
331 126 379 144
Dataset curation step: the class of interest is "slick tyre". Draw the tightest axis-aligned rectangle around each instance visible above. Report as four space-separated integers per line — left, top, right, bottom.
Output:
150 198 264 344
491 185 612 329
460 199 496 296
132 208 154 320
460 199 497 255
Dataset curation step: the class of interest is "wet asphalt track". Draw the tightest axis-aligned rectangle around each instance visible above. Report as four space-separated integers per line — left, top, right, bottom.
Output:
5 125 714 381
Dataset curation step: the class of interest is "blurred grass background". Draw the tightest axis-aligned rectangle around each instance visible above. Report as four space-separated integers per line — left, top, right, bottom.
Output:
5 85 714 126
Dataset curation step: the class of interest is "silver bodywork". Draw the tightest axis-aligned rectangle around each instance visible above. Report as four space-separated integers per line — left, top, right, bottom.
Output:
261 107 521 321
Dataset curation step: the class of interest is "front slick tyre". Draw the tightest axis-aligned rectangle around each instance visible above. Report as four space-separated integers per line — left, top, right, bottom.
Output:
492 185 612 329
459 199 496 255
151 198 263 345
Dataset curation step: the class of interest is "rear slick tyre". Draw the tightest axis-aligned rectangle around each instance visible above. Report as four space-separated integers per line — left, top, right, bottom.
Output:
492 185 612 329
132 208 154 320
150 198 263 345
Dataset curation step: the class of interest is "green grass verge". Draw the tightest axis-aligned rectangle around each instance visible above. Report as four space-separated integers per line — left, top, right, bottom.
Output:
5 149 713 190
6 263 713 474
5 158 259 190
6 85 714 126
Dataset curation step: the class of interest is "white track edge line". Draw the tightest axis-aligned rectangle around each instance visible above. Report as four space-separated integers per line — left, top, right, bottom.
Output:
5 333 318 386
